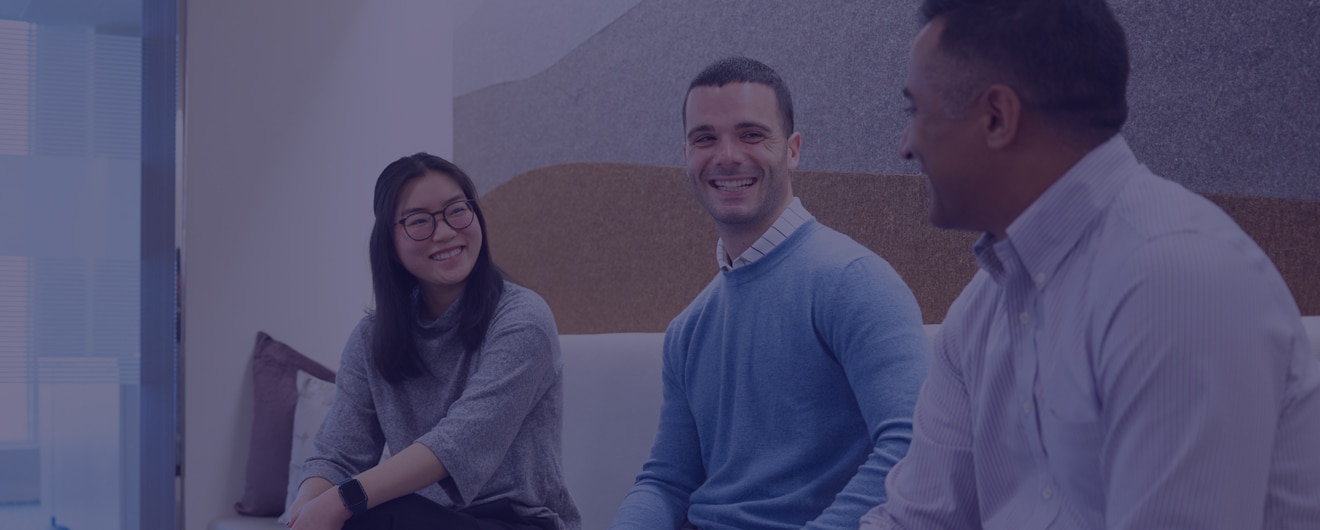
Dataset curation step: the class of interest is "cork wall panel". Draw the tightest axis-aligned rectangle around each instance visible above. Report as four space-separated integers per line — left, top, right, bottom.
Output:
481 163 975 333
1205 194 1320 318
482 163 1318 334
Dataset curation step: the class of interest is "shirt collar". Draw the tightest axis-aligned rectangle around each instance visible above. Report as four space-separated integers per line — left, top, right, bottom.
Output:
978 134 1140 285
717 197 813 271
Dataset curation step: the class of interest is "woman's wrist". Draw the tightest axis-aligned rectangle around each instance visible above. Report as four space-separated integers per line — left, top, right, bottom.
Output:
299 476 334 496
318 487 354 520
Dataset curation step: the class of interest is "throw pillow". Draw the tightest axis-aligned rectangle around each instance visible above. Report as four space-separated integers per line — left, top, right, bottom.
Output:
277 370 338 524
233 332 336 516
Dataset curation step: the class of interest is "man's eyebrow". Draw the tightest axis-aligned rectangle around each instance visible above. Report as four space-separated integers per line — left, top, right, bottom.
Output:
687 121 775 138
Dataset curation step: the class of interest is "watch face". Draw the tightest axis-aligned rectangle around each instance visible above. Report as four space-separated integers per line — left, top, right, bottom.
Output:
338 478 368 515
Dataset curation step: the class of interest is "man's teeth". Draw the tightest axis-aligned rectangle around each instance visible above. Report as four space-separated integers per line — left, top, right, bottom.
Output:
713 179 754 191
431 248 462 260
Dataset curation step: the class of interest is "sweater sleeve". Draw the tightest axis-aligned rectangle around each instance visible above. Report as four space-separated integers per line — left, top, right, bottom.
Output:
859 319 983 529
806 256 931 529
610 324 705 529
413 292 561 506
302 318 387 485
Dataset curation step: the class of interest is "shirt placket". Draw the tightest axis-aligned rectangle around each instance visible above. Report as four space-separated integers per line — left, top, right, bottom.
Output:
1002 248 1061 528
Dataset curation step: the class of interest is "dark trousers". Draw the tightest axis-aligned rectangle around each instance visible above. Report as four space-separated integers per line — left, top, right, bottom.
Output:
343 494 549 530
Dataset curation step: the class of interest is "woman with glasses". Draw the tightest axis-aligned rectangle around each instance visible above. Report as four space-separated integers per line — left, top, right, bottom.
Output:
286 153 580 530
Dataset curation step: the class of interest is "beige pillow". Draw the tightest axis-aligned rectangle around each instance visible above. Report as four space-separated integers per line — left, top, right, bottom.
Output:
277 370 337 524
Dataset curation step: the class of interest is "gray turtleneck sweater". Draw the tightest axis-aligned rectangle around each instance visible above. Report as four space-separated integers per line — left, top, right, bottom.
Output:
302 282 580 529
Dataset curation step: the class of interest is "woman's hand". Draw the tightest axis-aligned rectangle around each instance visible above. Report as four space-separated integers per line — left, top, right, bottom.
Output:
286 497 309 526
288 443 449 529
288 476 332 522
287 488 351 530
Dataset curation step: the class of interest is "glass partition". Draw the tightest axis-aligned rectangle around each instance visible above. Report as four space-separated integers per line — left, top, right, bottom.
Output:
0 0 177 527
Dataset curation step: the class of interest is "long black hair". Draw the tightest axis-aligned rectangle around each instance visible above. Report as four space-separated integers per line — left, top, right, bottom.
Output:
368 153 504 383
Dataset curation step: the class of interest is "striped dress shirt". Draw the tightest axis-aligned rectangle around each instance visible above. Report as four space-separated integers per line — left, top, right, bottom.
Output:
717 197 812 271
861 135 1320 529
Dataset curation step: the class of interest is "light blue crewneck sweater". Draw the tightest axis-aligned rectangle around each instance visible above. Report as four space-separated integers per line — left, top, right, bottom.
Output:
612 220 930 529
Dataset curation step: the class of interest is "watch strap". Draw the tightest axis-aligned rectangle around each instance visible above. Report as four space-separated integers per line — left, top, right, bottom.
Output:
336 478 368 517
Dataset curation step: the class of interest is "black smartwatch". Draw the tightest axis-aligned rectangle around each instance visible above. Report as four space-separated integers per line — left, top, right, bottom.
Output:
336 478 368 517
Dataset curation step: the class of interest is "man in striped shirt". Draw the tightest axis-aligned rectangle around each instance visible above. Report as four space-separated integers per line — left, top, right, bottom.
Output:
611 57 931 529
862 0 1320 528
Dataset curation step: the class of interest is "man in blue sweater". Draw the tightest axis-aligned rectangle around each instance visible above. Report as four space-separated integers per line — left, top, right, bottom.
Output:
610 57 931 529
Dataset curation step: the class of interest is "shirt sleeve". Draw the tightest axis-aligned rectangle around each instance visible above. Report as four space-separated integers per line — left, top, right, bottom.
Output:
303 319 387 485
610 326 705 530
1094 234 1291 529
806 256 932 529
414 293 561 506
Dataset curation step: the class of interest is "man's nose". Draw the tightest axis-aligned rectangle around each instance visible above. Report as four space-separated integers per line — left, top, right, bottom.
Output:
713 138 738 165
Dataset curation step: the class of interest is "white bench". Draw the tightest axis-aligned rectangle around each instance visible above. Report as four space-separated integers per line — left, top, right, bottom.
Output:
211 317 1320 530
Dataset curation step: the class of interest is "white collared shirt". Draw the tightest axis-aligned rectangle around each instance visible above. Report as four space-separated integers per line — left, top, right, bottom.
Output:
861 135 1320 529
716 197 813 271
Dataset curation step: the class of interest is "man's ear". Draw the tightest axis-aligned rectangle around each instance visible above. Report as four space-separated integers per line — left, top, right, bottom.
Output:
786 131 802 170
981 84 1021 150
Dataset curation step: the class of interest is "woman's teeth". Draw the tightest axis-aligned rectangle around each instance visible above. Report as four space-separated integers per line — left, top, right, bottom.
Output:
431 248 462 261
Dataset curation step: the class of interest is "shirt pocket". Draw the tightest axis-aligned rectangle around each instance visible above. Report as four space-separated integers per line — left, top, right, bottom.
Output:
1039 355 1105 505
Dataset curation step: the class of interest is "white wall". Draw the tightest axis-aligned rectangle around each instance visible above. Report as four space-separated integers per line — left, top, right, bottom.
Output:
453 0 641 96
182 1 470 528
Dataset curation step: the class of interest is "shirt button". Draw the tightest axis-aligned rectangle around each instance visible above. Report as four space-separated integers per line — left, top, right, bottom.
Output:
1034 272 1047 286
1020 311 1032 325
1022 401 1033 414
1042 487 1054 500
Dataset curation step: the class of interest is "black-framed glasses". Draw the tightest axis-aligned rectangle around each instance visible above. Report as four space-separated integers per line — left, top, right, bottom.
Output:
396 200 476 241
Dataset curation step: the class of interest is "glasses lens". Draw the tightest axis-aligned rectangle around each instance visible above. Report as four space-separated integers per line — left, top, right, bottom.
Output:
444 201 475 230
402 212 436 240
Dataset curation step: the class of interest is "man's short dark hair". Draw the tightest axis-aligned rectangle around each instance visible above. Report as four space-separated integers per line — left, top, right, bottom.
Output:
683 57 795 136
921 0 1129 144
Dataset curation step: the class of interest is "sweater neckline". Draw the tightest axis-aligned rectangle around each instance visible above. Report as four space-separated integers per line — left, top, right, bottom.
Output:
720 219 820 284
412 287 463 334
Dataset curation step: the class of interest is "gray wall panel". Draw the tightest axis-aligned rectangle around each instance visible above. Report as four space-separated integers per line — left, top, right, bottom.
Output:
456 0 1319 200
